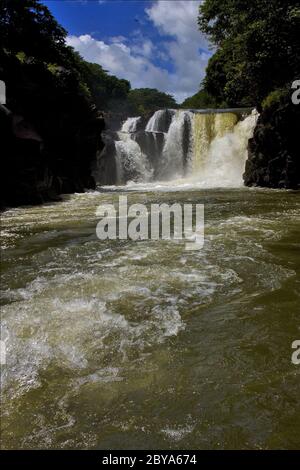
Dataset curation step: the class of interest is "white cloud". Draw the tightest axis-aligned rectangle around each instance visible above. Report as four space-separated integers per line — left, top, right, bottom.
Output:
146 0 207 48
110 35 127 44
131 39 154 58
67 1 210 102
67 34 171 92
146 0 210 101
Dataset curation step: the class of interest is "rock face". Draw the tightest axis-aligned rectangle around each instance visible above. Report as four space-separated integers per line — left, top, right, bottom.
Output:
93 130 118 186
244 99 300 189
0 104 105 209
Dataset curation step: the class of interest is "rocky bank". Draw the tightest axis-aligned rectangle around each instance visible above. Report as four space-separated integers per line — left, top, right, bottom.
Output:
244 98 300 190
0 103 105 210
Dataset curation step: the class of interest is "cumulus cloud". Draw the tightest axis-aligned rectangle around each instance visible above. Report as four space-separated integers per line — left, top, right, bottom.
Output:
67 1 210 103
110 35 127 44
146 0 210 101
146 0 207 48
67 34 172 92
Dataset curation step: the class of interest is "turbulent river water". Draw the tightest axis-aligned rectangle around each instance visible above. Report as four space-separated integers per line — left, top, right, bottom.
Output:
1 185 300 449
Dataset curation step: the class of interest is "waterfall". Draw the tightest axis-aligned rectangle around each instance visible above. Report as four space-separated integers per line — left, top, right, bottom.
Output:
120 116 141 133
97 108 258 187
193 113 238 171
145 109 176 133
114 116 151 183
115 130 153 184
159 110 193 179
193 111 258 187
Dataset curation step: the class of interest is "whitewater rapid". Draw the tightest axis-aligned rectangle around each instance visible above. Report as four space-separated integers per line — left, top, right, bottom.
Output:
97 108 258 188
1 187 299 449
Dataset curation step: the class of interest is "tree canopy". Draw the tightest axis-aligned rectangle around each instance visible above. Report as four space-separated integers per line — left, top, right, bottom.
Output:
181 89 217 109
0 0 67 64
0 0 133 113
128 88 178 115
76 59 131 111
0 0 179 116
198 0 300 107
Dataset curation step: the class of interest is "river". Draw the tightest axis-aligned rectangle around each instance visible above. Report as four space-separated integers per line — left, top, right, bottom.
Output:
1 185 300 449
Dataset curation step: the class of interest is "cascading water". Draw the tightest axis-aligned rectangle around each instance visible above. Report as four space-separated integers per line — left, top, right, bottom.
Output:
120 116 142 133
114 118 153 183
145 109 176 133
97 108 258 187
159 110 193 179
193 112 238 172
192 111 258 187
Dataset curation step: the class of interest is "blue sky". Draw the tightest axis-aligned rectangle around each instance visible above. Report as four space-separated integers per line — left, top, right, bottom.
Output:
44 1 211 103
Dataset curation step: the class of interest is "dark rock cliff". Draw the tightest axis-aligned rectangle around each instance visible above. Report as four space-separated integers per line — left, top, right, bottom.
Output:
0 50 107 210
244 99 300 189
0 102 105 210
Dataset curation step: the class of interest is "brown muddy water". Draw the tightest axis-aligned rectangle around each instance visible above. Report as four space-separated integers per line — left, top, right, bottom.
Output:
1 186 300 449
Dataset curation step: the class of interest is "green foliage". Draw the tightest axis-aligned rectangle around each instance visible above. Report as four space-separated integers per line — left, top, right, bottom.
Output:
0 0 136 114
181 89 218 109
0 0 180 118
128 88 178 115
77 60 131 111
0 0 67 64
0 0 108 202
198 0 300 107
261 88 289 111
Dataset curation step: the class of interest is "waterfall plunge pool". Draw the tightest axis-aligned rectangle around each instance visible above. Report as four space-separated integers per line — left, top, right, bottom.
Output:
1 186 300 449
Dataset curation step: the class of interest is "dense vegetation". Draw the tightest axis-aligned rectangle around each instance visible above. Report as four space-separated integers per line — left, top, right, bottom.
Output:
198 0 300 108
0 0 102 206
0 0 176 117
0 0 135 115
181 89 217 109
128 88 177 115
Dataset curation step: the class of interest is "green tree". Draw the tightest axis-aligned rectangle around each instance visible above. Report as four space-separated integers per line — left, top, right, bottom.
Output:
198 0 300 107
128 88 178 115
0 0 105 206
181 89 217 109
0 0 68 64
78 60 131 111
0 0 135 113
